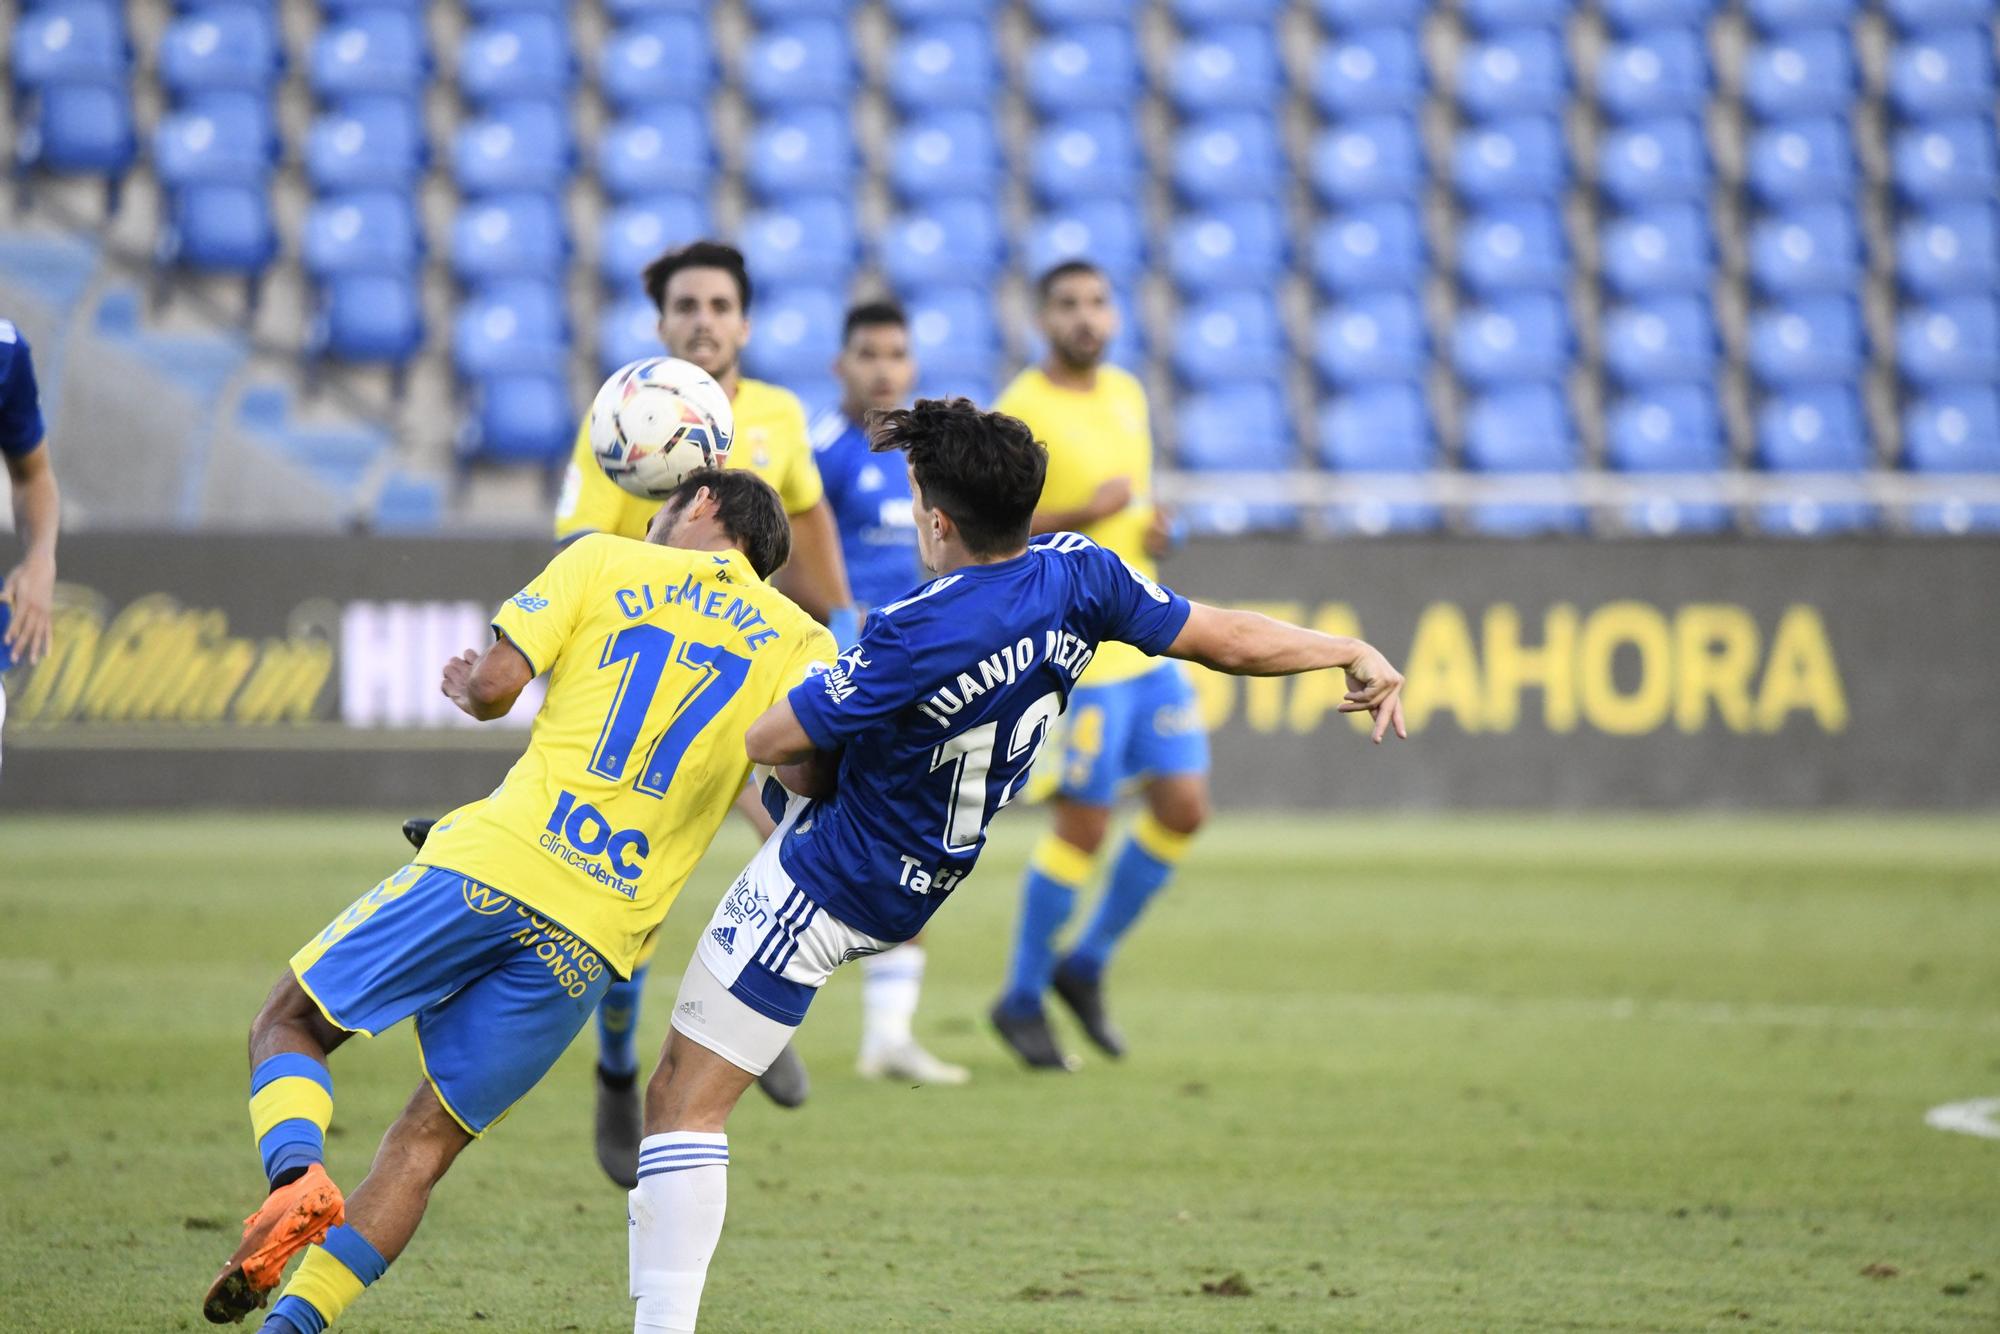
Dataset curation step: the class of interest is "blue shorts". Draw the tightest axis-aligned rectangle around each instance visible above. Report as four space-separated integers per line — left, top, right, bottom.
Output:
1058 660 1210 805
290 865 613 1135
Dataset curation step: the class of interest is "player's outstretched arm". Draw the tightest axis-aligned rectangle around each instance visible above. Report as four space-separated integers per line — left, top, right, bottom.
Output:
439 635 535 721
1164 602 1408 743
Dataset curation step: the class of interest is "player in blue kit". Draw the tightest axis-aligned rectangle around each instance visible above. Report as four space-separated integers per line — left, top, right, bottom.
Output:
622 398 1408 1331
0 318 62 777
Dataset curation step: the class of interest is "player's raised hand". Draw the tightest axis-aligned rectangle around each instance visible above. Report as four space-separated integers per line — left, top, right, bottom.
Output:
1088 476 1134 521
2 552 55 664
1337 644 1408 744
440 648 482 712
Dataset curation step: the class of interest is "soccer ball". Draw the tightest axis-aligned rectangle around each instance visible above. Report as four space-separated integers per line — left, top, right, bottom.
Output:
588 357 735 498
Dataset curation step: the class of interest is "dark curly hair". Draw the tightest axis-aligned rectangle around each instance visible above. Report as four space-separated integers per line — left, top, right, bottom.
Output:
869 398 1048 557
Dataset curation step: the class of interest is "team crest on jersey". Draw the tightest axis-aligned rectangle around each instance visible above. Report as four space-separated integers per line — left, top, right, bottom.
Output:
820 644 870 703
1121 559 1170 604
510 591 549 612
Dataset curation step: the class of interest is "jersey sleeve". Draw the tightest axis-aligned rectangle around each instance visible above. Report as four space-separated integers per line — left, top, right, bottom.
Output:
1075 539 1191 656
0 332 47 458
555 415 649 542
490 535 605 675
785 614 919 752
772 398 825 515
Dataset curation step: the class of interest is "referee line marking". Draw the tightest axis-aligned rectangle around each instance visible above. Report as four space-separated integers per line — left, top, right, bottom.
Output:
1925 1098 2000 1141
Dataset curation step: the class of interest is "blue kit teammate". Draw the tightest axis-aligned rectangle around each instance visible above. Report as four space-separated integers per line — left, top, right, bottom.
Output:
623 398 1408 1332
0 317 62 774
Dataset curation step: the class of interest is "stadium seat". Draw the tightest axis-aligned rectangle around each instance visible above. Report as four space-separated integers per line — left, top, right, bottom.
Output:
1457 203 1566 293
1742 31 1855 119
1888 29 1996 119
888 21 998 110
302 192 421 277
449 194 568 283
452 100 572 196
1748 205 1862 296
1307 115 1422 202
599 195 710 288
1755 387 1869 469
1903 499 2000 534
310 9 428 100
458 14 572 104
1171 291 1284 386
879 199 1002 288
1173 113 1285 203
10 3 127 90
1452 116 1564 202
600 106 714 200
1606 385 1726 470
1454 29 1567 118
906 287 1000 376
1903 388 2000 471
1892 118 1999 203
1603 297 1719 385
1021 202 1145 281
913 371 993 407
1747 297 1866 384
305 98 425 193
1596 29 1710 119
1451 293 1572 384
888 110 999 201
742 284 846 383
462 373 574 464
153 98 276 186
1175 383 1291 472
600 16 714 110
746 20 852 109
1602 205 1713 296
160 5 280 96
15 82 135 177
1896 204 1999 298
1168 202 1288 295
1316 0 1423 26
1309 202 1426 294
598 293 662 374
1167 25 1282 114
1897 298 2000 385
1597 117 1709 204
1172 0 1285 19
602 0 704 12
1745 118 1855 205
158 183 278 273
1744 0 1856 27
320 0 426 10
1312 290 1427 384
1599 0 1714 29
1460 0 1570 31
1462 384 1577 469
1753 497 1877 535
453 279 568 378
886 0 995 17
743 0 847 16
738 196 857 285
1025 24 1139 113
312 272 424 364
1312 27 1424 115
1318 382 1433 470
1883 0 1988 27
1028 114 1141 203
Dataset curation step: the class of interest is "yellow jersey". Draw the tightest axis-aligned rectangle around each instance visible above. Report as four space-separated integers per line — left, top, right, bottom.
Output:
996 365 1159 684
417 534 836 976
554 377 826 542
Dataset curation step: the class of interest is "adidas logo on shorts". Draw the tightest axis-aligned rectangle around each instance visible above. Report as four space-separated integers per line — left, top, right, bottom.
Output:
677 999 704 1023
709 925 737 954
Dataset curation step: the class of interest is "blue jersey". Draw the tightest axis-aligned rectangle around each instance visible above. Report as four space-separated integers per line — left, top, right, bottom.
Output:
809 409 922 610
0 321 46 458
782 533 1193 941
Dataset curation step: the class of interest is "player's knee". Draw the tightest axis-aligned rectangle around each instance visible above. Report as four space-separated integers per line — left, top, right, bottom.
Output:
1051 802 1111 857
1150 781 1209 837
383 1088 471 1182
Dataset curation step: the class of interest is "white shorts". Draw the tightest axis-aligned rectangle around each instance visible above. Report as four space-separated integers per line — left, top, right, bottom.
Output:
668 822 889 1076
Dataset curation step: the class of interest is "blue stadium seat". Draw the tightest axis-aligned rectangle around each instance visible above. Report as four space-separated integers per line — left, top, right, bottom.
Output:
11 3 127 89
1742 30 1855 119
887 110 998 201
1897 204 1999 298
1027 0 1135 21
1309 202 1425 293
1461 0 1570 31
1024 24 1138 113
1888 28 1996 119
1316 0 1422 25
1318 383 1433 470
457 13 572 104
153 97 276 186
1167 25 1281 113
310 9 428 100
1748 205 1862 296
1744 0 1856 28
1606 385 1726 470
320 0 425 10
743 0 847 15
1171 291 1284 386
1754 497 1877 535
1168 201 1287 295
1021 202 1145 281
1452 115 1564 202
1451 293 1571 385
159 183 278 273
463 374 574 464
746 21 850 109
160 5 280 96
1892 118 1998 203
598 293 661 374
1897 298 2000 385
1883 0 1988 27
1904 499 2000 534
453 279 568 377
449 194 568 282
906 287 1000 376
887 0 996 17
311 271 424 364
600 16 713 110
302 192 421 277
1028 113 1141 203
1173 113 1284 202
1597 117 1709 204
1312 28 1424 115
599 195 709 287
738 196 857 285
1755 387 1869 469
914 371 994 406
306 98 425 193
1312 290 1427 384
1171 0 1285 20
1603 297 1718 385
742 284 845 383
452 100 571 196
600 106 714 200
1455 28 1567 118
1175 383 1290 472
1458 203 1566 293
1748 297 1865 384
1746 117 1854 205
1308 115 1422 202
1596 29 1709 119
15 82 135 177
1599 0 1714 29
879 199 1002 288
603 0 703 12
1462 384 1577 469
1904 388 2000 471
888 21 998 110
1601 204 1713 296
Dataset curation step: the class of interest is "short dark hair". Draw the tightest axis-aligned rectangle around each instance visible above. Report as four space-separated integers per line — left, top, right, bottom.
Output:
841 300 907 344
1035 259 1106 304
643 241 753 315
657 468 790 580
870 398 1047 557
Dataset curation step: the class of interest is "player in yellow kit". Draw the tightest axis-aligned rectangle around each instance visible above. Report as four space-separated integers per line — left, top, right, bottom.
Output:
990 260 1212 1071
199 471 834 1333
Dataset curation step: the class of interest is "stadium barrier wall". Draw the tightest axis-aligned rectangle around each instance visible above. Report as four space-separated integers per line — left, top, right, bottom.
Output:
2 534 1995 811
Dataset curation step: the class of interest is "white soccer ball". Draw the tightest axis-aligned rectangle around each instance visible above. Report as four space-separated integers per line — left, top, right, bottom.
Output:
588 357 735 498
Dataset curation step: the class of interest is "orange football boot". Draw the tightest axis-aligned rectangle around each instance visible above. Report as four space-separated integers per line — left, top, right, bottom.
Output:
201 1164 346 1324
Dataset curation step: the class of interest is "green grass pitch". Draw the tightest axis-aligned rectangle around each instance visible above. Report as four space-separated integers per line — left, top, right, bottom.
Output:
1 812 1996 1332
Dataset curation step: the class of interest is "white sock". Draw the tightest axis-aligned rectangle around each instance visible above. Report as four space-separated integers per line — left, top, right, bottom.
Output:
860 945 925 1055
629 1132 729 1333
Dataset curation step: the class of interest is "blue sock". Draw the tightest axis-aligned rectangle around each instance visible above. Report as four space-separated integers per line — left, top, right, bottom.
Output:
1065 814 1191 983
597 964 648 1078
1000 836 1096 1014
268 1224 389 1333
248 1054 333 1190
262 1300 322 1334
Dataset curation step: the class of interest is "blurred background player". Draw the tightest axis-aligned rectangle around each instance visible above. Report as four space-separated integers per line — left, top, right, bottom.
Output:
0 317 61 777
808 300 968 1086
989 262 1211 1071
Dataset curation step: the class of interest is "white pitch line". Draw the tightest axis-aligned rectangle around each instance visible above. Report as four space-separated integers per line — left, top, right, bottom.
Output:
1926 1098 2000 1141
1305 991 2000 1035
